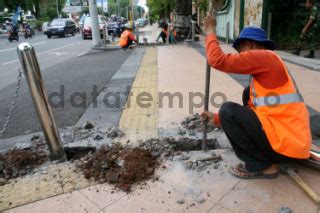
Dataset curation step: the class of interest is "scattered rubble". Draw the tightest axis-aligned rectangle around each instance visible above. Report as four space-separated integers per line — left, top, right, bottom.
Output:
62 122 126 144
0 148 48 181
76 145 159 192
181 114 218 133
84 121 94 130
184 153 222 171
194 197 205 204
279 207 293 213
176 198 185 204
106 128 125 139
139 137 219 159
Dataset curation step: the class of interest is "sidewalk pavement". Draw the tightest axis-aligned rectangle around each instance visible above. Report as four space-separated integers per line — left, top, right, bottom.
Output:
2 37 320 212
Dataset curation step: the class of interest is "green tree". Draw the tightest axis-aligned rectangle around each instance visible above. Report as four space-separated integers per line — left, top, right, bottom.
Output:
3 0 66 19
148 0 175 19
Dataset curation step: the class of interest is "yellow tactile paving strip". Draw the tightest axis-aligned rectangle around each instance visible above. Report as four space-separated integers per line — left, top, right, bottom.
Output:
0 163 95 211
117 47 159 145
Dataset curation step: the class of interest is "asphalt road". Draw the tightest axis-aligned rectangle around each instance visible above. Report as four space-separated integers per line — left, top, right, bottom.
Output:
0 33 132 139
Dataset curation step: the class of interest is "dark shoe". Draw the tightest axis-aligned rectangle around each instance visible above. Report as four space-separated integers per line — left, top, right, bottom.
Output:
292 49 301 56
304 51 315 59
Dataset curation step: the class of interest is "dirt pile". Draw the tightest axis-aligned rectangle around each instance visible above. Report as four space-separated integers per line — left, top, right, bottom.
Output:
180 114 218 134
76 145 159 192
0 149 48 181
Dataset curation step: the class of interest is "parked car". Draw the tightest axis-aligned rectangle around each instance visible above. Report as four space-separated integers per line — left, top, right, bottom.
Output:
42 22 49 35
81 16 106 39
46 19 76 38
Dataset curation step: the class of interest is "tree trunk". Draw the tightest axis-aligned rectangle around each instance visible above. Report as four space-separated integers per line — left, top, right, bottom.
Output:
174 0 192 40
175 0 192 15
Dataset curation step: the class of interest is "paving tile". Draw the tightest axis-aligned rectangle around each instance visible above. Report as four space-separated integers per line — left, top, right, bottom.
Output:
6 191 101 213
0 165 63 211
158 45 244 129
57 162 95 193
77 184 128 210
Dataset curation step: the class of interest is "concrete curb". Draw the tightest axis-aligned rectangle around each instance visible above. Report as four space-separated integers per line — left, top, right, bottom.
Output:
91 45 121 51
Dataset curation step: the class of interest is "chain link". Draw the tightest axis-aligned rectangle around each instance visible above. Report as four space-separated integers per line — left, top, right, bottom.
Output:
0 68 23 135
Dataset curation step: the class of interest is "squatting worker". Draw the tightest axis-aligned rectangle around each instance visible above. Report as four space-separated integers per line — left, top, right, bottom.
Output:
202 15 312 179
119 23 138 49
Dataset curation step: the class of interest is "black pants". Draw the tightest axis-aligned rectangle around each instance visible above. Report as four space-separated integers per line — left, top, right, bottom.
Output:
122 39 133 49
219 87 293 172
158 31 167 43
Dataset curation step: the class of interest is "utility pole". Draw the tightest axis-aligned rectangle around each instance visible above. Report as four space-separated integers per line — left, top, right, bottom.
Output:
89 0 101 46
56 0 60 18
116 0 119 16
101 0 104 15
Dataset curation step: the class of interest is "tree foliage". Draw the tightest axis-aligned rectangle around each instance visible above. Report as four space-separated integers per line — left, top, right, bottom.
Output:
2 0 66 19
148 0 175 19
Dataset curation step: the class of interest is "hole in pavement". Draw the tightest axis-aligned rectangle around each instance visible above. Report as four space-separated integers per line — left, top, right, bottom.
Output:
64 147 96 161
168 138 219 151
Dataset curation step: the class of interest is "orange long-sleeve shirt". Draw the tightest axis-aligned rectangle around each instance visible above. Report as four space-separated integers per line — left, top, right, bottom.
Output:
205 34 288 90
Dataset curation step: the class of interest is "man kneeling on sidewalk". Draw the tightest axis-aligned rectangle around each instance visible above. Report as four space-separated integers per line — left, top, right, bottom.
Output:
119 23 138 49
202 16 312 179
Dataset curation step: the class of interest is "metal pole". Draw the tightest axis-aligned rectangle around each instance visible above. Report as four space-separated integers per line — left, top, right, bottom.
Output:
191 20 195 42
56 0 60 18
267 12 272 39
103 25 106 47
126 6 129 19
166 23 170 45
202 62 211 151
226 21 230 44
17 43 66 162
136 24 140 44
101 0 104 15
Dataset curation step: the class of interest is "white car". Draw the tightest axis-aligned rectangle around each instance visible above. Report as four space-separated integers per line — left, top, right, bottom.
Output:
42 22 49 34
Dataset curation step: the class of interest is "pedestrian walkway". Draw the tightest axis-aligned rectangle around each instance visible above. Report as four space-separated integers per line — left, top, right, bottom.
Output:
4 42 320 212
277 50 320 71
138 24 161 44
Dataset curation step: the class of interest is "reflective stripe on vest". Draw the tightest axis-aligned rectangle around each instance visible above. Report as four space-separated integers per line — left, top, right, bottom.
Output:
250 69 304 107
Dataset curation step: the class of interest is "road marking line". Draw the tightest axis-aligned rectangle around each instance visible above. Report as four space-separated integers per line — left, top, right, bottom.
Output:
77 51 88 57
2 60 18 65
0 41 47 53
2 43 75 65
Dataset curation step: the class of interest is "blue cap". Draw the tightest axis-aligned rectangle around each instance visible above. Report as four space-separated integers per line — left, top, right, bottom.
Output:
232 26 275 51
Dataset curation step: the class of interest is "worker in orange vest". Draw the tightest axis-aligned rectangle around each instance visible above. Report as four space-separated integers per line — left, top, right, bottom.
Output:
202 15 312 179
119 23 138 49
156 23 177 44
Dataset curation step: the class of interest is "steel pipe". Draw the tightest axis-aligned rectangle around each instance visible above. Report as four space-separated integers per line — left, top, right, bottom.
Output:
17 43 66 162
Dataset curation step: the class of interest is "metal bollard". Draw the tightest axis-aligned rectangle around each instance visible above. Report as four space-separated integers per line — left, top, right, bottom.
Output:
17 43 67 162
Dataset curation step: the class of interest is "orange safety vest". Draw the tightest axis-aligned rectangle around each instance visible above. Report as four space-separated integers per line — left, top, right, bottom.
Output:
249 53 311 159
119 30 130 47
